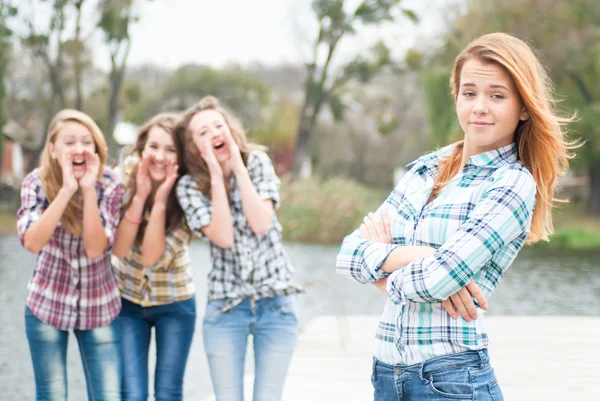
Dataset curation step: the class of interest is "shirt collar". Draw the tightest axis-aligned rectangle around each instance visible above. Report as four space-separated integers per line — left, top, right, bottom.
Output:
408 142 519 170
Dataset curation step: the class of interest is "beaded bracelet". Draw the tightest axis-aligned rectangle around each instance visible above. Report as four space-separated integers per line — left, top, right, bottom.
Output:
124 212 143 225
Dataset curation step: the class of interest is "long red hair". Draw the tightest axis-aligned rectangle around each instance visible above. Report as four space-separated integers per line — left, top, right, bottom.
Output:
432 33 578 243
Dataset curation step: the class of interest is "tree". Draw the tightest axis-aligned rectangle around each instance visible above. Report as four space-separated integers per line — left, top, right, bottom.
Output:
97 0 142 160
292 0 418 178
20 0 93 168
0 1 17 171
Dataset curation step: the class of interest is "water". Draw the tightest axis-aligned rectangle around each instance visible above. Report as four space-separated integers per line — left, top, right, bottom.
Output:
1 235 599 399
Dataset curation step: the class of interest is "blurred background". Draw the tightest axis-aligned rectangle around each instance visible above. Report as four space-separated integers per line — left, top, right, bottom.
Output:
0 0 599 399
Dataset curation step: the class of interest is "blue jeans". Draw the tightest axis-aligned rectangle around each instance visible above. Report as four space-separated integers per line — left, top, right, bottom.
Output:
119 297 196 401
372 349 504 401
203 295 298 401
25 307 122 401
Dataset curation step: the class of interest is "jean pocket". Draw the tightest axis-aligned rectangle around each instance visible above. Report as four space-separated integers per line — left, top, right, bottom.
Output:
203 300 226 324
487 378 504 401
272 296 297 321
427 366 474 399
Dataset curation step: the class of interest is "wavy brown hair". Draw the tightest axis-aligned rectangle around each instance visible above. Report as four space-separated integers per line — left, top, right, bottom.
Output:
39 109 107 236
175 95 264 195
122 113 190 246
430 32 578 243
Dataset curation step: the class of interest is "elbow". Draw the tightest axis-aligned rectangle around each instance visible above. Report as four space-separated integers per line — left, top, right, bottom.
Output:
251 216 272 236
86 248 104 260
23 238 41 254
112 246 125 259
141 255 159 268
216 237 234 249
252 224 270 236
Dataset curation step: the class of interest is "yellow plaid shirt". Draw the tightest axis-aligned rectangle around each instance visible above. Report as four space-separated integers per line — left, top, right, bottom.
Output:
112 156 196 306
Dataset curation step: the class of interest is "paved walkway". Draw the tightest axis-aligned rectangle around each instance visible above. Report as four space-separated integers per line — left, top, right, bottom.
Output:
203 315 600 401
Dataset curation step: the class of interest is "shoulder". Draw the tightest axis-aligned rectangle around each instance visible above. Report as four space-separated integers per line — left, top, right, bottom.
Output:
486 162 537 206
406 143 455 171
101 166 124 193
248 150 273 169
22 169 41 188
177 173 195 188
490 162 535 187
114 155 139 184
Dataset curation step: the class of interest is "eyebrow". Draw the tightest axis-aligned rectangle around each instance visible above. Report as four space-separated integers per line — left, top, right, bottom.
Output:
461 82 511 91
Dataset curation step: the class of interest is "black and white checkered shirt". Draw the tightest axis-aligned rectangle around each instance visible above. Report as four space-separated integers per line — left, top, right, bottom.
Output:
176 151 302 311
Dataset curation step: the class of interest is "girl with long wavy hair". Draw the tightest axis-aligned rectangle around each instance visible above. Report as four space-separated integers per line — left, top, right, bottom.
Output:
175 96 302 401
112 113 196 401
17 109 124 400
337 32 577 400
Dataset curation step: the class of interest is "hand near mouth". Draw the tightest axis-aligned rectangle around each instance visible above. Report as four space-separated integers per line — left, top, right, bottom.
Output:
59 150 79 195
223 129 244 174
135 154 153 201
79 149 100 192
199 136 223 179
154 159 179 205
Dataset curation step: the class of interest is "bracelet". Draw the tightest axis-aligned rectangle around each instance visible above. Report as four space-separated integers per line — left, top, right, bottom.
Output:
124 212 143 225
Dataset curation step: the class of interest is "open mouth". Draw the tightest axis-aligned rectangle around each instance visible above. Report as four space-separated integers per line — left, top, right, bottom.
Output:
214 142 225 150
73 160 86 167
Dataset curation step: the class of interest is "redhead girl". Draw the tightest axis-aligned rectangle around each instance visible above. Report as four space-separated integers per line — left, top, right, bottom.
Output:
337 33 576 400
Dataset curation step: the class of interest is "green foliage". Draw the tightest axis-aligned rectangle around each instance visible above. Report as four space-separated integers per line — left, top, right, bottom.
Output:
278 178 386 243
251 100 300 149
420 67 461 148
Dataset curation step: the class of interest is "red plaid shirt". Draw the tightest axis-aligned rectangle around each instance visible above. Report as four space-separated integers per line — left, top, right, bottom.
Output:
17 168 124 331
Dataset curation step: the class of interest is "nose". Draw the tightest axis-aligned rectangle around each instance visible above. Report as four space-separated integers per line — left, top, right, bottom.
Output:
472 96 488 114
154 149 165 161
73 142 84 153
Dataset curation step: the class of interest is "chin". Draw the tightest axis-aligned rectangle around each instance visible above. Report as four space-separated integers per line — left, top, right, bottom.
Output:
150 173 166 182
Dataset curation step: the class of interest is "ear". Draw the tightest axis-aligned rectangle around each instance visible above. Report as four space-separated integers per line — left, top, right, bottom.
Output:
520 108 530 121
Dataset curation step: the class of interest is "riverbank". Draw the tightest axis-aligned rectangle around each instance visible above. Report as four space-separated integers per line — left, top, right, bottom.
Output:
2 178 600 249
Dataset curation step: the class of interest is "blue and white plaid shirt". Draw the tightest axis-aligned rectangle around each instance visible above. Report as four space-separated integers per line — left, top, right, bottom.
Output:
337 142 536 365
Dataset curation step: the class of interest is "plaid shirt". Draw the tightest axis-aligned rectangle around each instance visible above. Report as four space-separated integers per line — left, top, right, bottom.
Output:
337 143 536 365
177 150 302 312
112 157 195 307
17 168 123 331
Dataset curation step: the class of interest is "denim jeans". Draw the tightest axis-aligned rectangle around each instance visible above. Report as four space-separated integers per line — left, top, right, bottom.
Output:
119 297 196 401
203 295 298 401
25 306 122 401
372 349 503 401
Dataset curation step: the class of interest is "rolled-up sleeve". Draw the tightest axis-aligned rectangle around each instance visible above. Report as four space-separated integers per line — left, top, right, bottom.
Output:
249 151 280 209
16 171 44 246
99 171 124 250
386 166 536 304
176 175 212 240
336 163 420 283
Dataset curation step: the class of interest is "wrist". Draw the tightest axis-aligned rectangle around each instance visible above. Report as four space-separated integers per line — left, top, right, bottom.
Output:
151 202 167 213
58 186 77 198
132 193 148 205
81 186 97 200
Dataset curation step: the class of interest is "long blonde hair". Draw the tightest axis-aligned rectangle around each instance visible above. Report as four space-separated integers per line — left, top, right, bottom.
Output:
432 32 577 243
176 96 264 195
39 109 107 236
122 113 190 245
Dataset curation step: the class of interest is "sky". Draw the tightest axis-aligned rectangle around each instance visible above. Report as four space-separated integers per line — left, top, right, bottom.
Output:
92 0 460 71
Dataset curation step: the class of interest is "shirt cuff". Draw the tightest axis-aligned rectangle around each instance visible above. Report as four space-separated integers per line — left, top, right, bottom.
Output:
365 242 399 282
386 267 407 305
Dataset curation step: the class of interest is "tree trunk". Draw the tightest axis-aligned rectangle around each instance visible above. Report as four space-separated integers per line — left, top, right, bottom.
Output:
292 122 311 178
587 161 600 215
106 77 120 163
